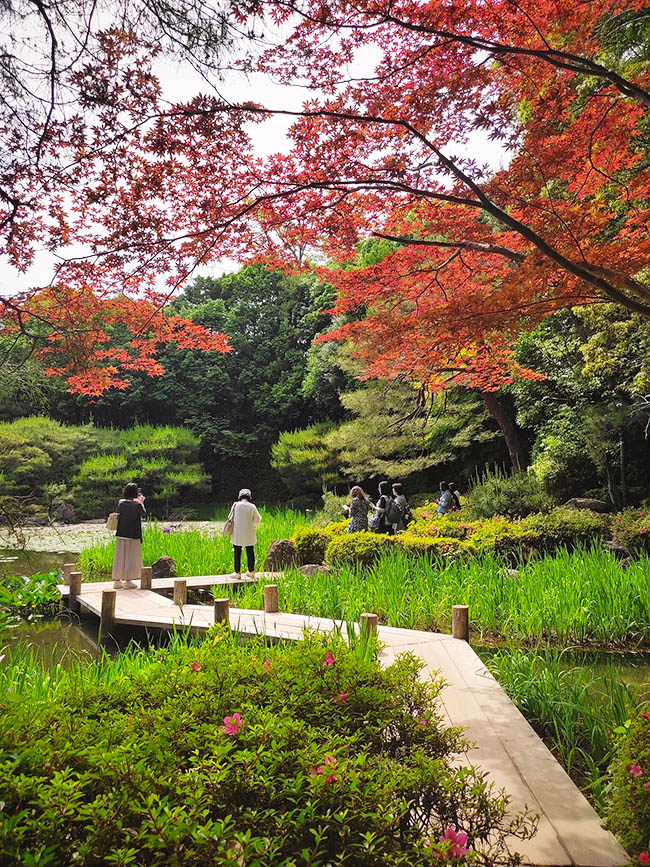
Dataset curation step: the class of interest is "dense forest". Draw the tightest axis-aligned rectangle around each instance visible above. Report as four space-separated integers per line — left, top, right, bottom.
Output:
2 257 650 518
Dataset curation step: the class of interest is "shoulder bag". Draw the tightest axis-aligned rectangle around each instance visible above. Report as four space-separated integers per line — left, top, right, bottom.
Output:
106 512 119 532
223 504 236 537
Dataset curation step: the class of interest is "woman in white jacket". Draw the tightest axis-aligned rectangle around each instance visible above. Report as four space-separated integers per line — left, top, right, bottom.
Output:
230 488 262 579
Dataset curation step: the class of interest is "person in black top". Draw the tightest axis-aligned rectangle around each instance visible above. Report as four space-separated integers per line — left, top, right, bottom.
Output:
112 482 146 589
374 480 394 535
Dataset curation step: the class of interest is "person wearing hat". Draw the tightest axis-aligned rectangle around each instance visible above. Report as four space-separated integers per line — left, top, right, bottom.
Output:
229 488 262 579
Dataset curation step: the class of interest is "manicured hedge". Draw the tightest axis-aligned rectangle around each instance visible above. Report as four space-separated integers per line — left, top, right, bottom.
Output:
297 506 612 567
0 634 532 865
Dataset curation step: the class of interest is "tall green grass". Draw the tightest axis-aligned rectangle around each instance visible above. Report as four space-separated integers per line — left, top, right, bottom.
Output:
484 647 642 813
79 507 309 577
226 546 650 646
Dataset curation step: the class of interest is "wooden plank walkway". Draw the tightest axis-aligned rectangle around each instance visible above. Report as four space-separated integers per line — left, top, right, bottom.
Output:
62 584 629 866
57 571 276 596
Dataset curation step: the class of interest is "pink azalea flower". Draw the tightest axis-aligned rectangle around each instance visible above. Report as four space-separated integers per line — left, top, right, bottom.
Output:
315 755 339 783
639 854 649 864
628 806 635 812
642 713 650 721
323 651 335 667
188 662 201 672
331 692 349 704
263 658 272 674
439 827 470 858
630 763 643 776
646 782 650 792
417 718 428 726
220 713 242 736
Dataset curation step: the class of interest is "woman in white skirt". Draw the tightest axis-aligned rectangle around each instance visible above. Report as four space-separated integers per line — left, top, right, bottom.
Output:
230 488 262 579
112 482 146 589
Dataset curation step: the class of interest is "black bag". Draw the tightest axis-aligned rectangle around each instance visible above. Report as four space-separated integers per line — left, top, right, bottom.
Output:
402 504 414 526
384 496 402 525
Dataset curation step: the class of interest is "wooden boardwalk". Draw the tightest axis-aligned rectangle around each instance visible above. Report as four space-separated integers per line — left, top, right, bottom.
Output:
59 580 629 866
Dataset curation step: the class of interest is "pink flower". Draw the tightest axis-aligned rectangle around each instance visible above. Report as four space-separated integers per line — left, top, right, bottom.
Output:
646 782 650 792
629 763 643 776
331 692 349 704
439 827 470 858
315 755 339 784
642 713 650 721
417 718 428 726
188 662 201 673
323 651 335 667
628 806 635 812
639 854 649 864
263 658 272 674
220 713 242 736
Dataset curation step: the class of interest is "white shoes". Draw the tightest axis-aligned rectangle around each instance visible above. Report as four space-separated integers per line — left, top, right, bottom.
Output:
245 571 255 579
113 580 137 589
113 580 124 589
231 572 242 580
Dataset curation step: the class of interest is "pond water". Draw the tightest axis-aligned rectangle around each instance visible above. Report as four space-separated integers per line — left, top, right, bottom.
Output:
1 617 100 665
0 549 74 578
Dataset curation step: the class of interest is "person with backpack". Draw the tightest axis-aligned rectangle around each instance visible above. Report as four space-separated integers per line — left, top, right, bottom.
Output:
369 480 403 535
391 482 413 532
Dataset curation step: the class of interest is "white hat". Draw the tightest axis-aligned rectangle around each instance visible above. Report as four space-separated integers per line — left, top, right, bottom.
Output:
238 488 252 498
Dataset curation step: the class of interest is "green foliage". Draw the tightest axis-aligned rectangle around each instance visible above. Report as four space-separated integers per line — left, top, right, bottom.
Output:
0 417 105 500
402 505 607 558
324 531 396 567
608 711 650 857
611 509 650 554
271 423 344 498
521 508 609 551
530 408 597 500
487 648 639 814
0 571 60 625
72 424 209 519
311 490 350 528
292 527 337 565
464 465 554 519
0 634 531 865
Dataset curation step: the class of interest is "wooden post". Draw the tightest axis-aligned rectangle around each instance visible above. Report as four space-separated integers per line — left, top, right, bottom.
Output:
214 597 230 626
68 571 82 614
140 565 152 590
63 563 75 586
100 589 116 639
263 584 278 613
452 605 469 641
359 612 378 638
173 579 187 606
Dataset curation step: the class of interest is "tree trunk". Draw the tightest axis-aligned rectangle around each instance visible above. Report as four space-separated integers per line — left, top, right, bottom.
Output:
480 391 528 472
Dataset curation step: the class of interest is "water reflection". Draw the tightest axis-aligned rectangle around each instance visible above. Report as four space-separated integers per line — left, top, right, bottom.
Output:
0 549 74 578
1 616 100 665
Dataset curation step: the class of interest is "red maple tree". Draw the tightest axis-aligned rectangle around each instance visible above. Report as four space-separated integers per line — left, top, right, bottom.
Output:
1 0 649 421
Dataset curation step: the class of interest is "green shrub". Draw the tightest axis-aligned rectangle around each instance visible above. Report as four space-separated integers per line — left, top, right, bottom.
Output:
292 527 335 564
465 465 554 519
611 509 650 554
0 634 532 865
398 535 474 561
521 508 609 551
325 531 397 566
607 710 650 859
